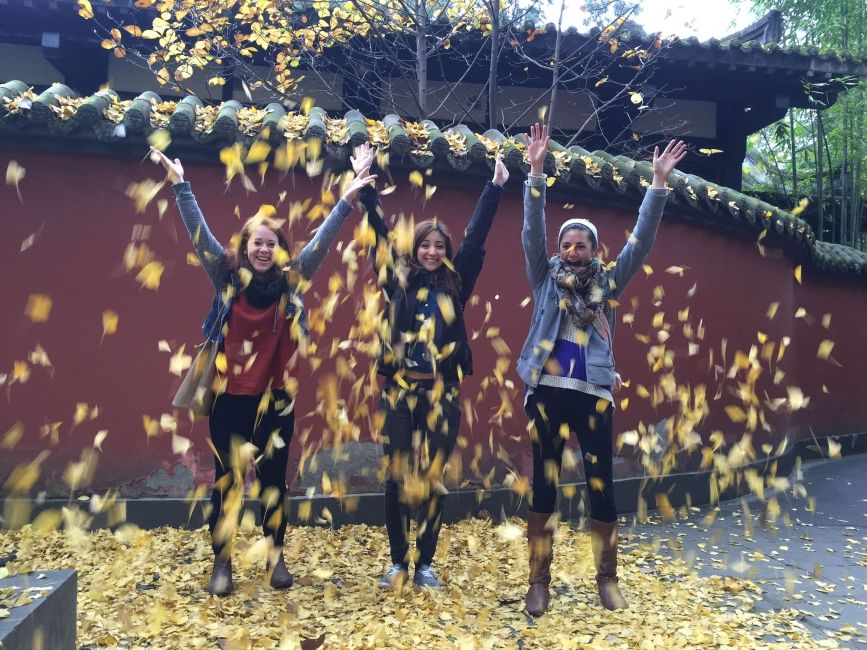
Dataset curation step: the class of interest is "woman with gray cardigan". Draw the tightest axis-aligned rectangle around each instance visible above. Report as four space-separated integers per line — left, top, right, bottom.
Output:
518 124 686 615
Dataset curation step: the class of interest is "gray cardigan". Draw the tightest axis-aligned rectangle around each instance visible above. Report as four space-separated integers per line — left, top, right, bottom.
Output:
517 178 669 389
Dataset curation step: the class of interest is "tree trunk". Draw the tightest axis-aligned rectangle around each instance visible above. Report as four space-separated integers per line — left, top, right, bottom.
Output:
487 0 500 130
547 0 566 128
814 111 824 241
789 109 797 198
416 1 428 120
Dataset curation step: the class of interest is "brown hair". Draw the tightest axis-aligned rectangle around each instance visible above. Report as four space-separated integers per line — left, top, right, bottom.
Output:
408 219 462 300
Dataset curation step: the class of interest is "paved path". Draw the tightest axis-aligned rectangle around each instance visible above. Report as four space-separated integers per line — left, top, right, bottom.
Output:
627 453 866 648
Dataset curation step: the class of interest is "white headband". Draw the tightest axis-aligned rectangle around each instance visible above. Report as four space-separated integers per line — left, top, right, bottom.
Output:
558 218 598 244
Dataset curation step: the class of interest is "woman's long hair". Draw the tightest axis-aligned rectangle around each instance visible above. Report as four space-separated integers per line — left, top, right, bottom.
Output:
224 216 291 292
407 219 462 300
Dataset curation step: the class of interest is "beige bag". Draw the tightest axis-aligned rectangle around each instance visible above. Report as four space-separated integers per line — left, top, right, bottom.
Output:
172 340 219 416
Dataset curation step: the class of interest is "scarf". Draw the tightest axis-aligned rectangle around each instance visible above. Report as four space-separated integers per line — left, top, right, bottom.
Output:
243 270 287 309
549 256 611 340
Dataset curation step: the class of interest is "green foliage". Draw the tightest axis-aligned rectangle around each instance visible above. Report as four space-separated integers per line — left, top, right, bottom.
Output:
736 0 866 249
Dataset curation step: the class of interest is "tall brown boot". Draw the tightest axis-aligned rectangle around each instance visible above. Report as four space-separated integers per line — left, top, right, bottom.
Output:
589 518 627 610
525 511 554 617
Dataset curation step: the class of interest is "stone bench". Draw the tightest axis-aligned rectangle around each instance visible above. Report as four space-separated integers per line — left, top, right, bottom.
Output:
0 570 76 650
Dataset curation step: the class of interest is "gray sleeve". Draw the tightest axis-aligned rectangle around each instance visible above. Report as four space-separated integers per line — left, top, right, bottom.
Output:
293 198 353 279
522 178 550 288
610 188 668 297
171 181 226 288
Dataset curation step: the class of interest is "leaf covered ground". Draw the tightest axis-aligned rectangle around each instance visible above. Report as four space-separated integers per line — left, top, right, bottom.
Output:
0 515 837 649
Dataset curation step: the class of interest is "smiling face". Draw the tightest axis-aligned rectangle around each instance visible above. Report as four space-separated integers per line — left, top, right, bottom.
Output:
559 227 596 267
416 228 448 272
246 224 279 273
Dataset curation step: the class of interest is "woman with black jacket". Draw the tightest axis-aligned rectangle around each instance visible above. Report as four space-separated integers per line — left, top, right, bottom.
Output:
351 142 507 589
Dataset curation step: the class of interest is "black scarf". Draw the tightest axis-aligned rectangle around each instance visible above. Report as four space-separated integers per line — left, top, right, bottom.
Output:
243 270 287 309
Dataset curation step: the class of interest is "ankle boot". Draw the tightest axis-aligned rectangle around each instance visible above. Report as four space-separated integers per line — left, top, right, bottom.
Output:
268 550 294 589
525 511 554 617
207 556 233 596
589 518 627 610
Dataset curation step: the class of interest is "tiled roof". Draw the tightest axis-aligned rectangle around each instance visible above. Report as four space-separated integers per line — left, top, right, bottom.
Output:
2 79 864 277
517 22 867 72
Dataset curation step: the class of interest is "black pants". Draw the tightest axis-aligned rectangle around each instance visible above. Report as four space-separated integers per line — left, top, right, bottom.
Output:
526 385 617 523
379 377 461 567
208 389 294 557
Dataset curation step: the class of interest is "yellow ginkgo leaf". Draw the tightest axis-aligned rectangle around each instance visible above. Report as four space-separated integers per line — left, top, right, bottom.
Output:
408 170 424 187
817 339 834 360
102 310 119 338
25 293 53 323
794 265 802 284
147 128 171 152
6 160 25 201
136 260 165 290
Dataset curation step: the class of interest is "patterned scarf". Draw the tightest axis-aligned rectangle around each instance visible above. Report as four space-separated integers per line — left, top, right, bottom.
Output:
549 256 612 340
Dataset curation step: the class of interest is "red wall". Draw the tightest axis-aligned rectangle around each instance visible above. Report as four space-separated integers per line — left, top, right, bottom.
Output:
1 149 865 497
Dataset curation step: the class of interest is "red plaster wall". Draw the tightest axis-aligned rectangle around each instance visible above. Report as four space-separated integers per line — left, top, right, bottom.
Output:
1 149 864 498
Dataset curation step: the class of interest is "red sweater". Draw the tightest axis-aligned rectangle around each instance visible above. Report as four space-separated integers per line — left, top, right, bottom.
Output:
223 293 296 395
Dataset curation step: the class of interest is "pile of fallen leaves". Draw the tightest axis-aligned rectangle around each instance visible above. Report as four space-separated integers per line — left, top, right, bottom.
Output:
0 517 828 649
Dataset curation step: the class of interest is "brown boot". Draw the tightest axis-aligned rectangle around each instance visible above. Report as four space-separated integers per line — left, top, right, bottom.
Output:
267 550 294 590
590 518 627 610
525 511 554 617
207 556 233 596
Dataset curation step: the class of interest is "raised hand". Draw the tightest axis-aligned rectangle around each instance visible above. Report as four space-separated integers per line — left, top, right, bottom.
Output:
492 153 509 187
351 142 374 180
651 139 687 188
527 122 549 176
150 146 184 184
341 173 377 204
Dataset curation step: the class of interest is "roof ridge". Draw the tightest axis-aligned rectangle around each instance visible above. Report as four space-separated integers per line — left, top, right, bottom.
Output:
2 79 864 277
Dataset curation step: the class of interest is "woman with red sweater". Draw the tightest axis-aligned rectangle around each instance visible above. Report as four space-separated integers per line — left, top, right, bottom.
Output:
152 148 375 596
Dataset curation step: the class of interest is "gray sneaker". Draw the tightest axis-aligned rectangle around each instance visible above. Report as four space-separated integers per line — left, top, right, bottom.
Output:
413 563 441 589
378 564 408 589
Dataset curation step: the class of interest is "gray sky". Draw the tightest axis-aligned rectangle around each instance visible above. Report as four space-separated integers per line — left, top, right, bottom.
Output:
547 0 758 41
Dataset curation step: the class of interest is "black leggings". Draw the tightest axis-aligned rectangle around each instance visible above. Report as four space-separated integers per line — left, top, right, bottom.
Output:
379 377 461 567
207 389 294 557
526 385 617 523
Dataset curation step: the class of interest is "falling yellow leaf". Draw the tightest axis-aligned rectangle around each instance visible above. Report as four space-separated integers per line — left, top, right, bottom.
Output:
172 434 191 456
300 96 315 115
147 128 171 152
594 76 608 88
791 197 809 216
817 340 834 360
827 438 841 459
6 160 25 201
794 265 802 284
408 170 423 187
766 302 779 320
629 92 643 105
698 148 724 155
93 430 108 451
2 421 24 450
77 0 94 19
25 294 53 323
136 261 165 290
246 140 271 164
102 310 119 338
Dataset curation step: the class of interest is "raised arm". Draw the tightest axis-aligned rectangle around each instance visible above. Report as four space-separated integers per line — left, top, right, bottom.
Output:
453 154 507 303
152 147 227 288
521 123 551 289
293 173 376 279
351 142 394 284
611 139 687 297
